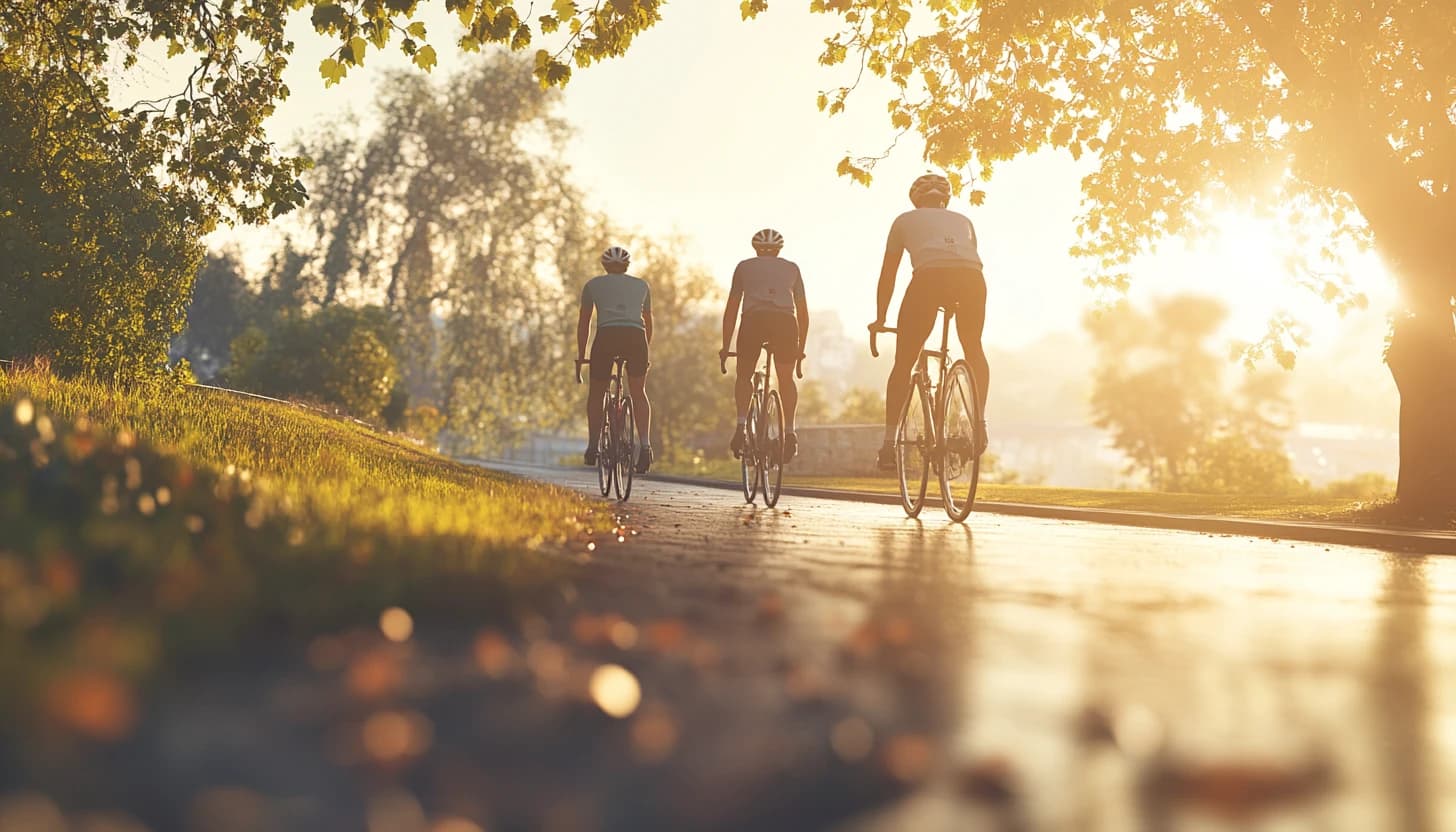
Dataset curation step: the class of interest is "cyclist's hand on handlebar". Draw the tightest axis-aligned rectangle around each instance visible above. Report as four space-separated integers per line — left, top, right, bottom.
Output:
719 348 731 375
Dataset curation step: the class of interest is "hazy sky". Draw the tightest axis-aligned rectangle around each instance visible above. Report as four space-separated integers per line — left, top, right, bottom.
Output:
115 1 1401 419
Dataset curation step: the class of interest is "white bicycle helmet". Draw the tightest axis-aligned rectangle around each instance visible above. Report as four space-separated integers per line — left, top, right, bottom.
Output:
600 246 631 267
751 228 785 251
909 174 951 207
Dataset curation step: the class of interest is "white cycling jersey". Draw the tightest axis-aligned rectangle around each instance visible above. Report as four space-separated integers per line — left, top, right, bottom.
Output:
885 207 983 273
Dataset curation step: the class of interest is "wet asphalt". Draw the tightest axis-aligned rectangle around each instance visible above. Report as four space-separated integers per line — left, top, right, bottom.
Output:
518 462 1456 832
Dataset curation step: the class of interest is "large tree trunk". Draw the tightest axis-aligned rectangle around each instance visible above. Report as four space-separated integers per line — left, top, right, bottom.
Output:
1385 295 1456 516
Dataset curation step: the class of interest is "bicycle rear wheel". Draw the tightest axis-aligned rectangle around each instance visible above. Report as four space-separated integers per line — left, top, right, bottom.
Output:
897 378 932 518
741 397 761 503
615 396 636 501
939 360 982 522
762 390 785 507
596 393 613 497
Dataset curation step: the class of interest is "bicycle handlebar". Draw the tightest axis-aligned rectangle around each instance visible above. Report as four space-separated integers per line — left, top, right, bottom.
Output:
868 323 897 358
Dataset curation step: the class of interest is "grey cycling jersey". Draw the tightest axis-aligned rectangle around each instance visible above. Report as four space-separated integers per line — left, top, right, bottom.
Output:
885 207 983 273
582 273 652 331
731 256 806 316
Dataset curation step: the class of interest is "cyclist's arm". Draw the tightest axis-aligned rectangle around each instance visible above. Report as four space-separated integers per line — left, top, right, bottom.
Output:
721 287 743 354
643 309 654 344
576 293 592 361
876 246 902 326
794 276 809 356
876 224 904 325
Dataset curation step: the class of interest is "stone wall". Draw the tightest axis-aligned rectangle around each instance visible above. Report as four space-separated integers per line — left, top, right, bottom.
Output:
792 424 884 476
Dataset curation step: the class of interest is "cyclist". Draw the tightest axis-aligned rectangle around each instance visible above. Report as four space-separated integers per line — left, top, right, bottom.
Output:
871 174 988 472
719 228 810 461
577 245 655 474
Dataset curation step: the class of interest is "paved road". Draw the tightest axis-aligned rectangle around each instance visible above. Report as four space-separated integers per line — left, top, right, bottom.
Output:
511 463 1456 831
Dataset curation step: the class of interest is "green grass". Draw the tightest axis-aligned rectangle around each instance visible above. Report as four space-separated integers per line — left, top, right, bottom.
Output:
0 366 597 739
660 460 1393 523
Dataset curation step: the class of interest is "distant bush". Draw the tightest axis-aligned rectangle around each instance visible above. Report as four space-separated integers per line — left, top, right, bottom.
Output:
1321 472 1395 501
227 306 399 421
1184 433 1309 496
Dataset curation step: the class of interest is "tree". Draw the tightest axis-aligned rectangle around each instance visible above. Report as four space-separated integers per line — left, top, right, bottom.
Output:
228 305 399 421
0 59 200 383
277 54 587 452
171 250 254 380
836 387 886 425
1087 294 1303 494
783 0 1454 510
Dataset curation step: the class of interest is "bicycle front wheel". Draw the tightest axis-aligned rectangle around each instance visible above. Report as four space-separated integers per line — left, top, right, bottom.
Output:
597 393 613 497
741 397 761 503
897 378 932 518
939 360 982 522
615 395 636 501
762 389 785 507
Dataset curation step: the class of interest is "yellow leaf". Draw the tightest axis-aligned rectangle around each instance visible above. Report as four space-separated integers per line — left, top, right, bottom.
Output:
319 57 346 86
413 44 437 71
349 36 367 64
407 21 426 38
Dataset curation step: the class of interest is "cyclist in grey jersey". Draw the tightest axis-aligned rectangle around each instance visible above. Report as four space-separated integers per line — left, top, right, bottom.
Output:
720 228 810 461
577 246 655 473
871 174 990 471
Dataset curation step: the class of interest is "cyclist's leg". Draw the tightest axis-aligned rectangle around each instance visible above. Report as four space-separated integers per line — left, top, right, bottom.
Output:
732 315 765 454
624 329 653 471
770 314 801 458
586 331 618 463
953 269 990 423
885 275 940 445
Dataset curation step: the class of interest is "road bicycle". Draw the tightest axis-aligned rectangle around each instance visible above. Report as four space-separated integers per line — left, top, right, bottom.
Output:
870 308 983 522
721 345 802 508
576 356 636 501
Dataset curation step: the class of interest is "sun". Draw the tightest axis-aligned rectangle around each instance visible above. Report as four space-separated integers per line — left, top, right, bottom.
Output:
1128 209 1392 352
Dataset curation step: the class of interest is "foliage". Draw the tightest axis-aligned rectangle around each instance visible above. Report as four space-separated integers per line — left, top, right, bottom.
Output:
228 305 400 421
170 250 255 380
1321 472 1396 501
0 364 592 747
270 54 585 452
0 59 201 383
1087 294 1304 495
796 1 1449 314
836 387 886 425
796 380 834 426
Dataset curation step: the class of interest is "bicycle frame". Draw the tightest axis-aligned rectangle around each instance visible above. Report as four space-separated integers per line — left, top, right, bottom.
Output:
722 345 803 507
870 307 983 521
870 309 954 409
576 355 634 500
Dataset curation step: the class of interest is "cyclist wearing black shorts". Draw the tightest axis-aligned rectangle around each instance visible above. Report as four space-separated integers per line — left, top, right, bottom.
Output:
872 174 988 471
577 245 655 474
720 228 810 461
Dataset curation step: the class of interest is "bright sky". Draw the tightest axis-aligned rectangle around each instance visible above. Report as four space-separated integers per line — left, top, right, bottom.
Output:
119 2 1399 359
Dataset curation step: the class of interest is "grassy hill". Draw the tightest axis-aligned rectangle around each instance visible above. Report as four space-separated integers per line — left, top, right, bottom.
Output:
0 366 597 741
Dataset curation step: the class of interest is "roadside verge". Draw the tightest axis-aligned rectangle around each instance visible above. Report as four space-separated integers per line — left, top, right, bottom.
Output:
640 472 1456 556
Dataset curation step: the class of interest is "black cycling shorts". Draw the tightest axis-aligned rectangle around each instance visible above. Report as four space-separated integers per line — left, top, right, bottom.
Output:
589 326 650 381
898 266 987 345
736 311 800 371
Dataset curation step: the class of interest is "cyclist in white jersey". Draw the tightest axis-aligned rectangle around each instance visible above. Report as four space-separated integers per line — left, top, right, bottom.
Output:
870 174 989 471
719 228 810 461
577 246 655 474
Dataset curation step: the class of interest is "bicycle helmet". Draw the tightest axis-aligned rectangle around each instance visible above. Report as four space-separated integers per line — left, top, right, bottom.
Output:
751 228 785 252
601 246 631 268
909 173 951 208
